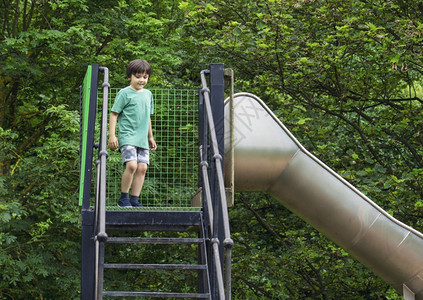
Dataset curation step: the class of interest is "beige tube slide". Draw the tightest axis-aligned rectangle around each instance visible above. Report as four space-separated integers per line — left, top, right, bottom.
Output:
224 93 423 299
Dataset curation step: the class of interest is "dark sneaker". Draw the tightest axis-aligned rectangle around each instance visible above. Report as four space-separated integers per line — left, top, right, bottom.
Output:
118 198 132 207
130 199 143 207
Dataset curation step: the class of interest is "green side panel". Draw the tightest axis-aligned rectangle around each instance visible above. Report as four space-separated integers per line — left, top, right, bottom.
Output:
79 65 92 206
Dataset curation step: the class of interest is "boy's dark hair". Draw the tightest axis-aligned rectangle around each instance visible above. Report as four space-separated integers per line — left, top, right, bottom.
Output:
126 59 152 78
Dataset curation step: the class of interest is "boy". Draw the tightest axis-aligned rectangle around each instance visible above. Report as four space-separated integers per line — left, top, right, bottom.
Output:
108 59 157 207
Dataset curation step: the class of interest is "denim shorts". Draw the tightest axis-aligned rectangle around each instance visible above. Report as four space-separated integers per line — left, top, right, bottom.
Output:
120 145 150 165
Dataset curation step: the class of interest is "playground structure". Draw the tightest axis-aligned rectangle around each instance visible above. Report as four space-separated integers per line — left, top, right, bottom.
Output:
80 64 232 299
80 63 423 299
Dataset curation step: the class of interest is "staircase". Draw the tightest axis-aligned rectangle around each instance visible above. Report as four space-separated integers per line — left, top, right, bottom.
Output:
96 210 211 299
80 63 232 299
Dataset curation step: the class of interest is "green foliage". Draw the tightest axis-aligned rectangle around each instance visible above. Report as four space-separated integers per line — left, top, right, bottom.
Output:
182 0 423 221
1 0 201 297
1 0 423 298
181 0 423 297
0 103 81 298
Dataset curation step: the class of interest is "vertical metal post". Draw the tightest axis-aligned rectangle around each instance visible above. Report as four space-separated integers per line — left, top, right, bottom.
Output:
81 211 95 299
209 63 225 299
210 63 225 168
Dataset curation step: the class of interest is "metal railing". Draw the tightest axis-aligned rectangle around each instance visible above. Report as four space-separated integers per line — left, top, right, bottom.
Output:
200 69 233 299
94 67 110 300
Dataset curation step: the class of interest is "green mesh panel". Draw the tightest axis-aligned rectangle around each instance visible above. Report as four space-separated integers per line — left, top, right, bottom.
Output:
92 88 199 209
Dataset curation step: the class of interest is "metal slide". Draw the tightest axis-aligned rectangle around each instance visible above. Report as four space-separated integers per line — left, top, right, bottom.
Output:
224 93 423 299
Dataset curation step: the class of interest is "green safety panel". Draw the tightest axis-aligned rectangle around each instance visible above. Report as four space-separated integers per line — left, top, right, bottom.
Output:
87 88 199 209
79 65 92 206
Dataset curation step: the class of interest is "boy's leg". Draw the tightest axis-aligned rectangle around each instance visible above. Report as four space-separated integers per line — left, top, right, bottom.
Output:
131 162 148 196
129 148 149 207
129 163 147 207
121 160 138 193
118 160 137 207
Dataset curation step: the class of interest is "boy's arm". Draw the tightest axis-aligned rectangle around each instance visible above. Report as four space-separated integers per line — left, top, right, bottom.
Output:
148 119 157 151
108 112 119 150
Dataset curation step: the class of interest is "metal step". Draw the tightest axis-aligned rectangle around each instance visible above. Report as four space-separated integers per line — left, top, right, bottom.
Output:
97 211 211 299
105 210 203 231
104 263 207 270
102 291 211 298
106 237 205 244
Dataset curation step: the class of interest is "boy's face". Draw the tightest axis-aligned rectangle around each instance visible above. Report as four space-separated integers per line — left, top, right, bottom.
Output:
129 72 149 91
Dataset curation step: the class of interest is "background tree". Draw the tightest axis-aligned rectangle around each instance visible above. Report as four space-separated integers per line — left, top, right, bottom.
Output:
181 0 423 297
0 0 198 298
1 0 422 298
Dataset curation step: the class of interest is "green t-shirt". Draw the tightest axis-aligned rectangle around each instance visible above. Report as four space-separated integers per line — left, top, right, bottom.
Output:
111 86 154 149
